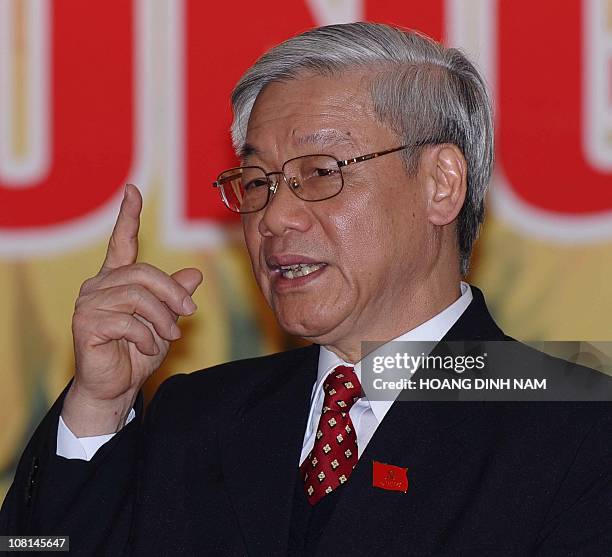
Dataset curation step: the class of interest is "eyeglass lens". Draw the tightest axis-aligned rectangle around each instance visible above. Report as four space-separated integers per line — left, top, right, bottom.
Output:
216 154 343 213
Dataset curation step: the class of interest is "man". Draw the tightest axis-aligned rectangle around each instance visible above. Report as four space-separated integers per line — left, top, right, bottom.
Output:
2 22 610 556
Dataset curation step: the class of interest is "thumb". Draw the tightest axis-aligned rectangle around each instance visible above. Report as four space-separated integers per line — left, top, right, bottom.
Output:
171 268 204 297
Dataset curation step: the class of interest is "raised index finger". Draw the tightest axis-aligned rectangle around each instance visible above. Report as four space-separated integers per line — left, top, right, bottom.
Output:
101 183 142 271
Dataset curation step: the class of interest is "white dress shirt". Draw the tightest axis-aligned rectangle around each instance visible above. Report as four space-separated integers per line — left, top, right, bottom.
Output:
58 283 473 462
299 282 472 464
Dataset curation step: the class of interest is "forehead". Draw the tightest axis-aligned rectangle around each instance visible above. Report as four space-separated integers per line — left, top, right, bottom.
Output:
244 71 392 157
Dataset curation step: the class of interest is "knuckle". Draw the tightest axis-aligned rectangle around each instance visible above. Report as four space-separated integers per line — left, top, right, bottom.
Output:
108 234 119 252
125 283 145 304
78 277 96 296
134 262 154 272
75 286 100 310
125 263 148 285
71 310 89 333
71 311 82 328
131 262 156 278
74 292 91 311
118 313 134 336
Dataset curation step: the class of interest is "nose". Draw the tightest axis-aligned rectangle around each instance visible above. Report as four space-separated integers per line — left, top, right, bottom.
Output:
258 173 312 237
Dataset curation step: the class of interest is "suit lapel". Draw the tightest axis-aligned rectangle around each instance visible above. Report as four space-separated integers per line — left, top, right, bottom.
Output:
315 286 506 554
220 344 319 556
443 285 506 343
314 400 483 554
220 286 505 554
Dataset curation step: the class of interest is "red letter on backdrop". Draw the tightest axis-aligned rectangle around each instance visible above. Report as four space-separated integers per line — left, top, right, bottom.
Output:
184 0 444 223
0 0 133 229
366 0 443 41
498 1 612 214
184 0 316 223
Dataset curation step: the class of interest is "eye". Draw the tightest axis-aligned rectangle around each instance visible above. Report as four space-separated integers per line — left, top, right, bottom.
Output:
244 178 269 191
314 167 340 178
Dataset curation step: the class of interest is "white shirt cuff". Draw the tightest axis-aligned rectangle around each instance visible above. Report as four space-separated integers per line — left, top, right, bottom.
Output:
56 408 136 461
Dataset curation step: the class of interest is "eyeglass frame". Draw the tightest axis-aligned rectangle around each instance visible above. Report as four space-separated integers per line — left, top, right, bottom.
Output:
212 143 426 214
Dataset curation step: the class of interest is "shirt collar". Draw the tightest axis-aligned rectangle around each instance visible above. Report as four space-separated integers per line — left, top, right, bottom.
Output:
316 282 473 421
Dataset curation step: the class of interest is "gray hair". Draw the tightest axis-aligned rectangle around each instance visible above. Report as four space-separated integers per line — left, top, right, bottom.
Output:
231 22 494 275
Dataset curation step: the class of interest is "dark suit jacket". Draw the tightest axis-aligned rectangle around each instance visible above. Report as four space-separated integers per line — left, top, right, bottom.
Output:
1 287 611 556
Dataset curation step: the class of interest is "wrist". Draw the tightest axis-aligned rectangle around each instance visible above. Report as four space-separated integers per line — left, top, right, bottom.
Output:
61 383 138 437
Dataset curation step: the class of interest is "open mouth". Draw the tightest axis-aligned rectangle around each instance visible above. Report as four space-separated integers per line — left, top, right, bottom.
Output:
278 263 326 279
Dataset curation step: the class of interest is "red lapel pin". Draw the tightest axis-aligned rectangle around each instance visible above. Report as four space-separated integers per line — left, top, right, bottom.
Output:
372 460 409 493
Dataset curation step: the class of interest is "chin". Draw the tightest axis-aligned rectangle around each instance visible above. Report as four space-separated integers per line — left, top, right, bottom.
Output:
274 311 332 340
276 312 350 346
277 321 324 340
270 292 354 342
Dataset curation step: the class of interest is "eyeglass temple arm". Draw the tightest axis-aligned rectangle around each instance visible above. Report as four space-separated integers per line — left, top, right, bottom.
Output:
337 144 422 168
213 171 244 188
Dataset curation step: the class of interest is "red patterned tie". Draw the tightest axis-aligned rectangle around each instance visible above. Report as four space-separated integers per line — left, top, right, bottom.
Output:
300 365 362 505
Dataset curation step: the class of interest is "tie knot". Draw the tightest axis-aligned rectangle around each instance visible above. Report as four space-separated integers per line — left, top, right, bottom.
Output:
322 365 362 414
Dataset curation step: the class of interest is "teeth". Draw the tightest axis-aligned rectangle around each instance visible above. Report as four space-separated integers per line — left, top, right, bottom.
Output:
280 263 325 279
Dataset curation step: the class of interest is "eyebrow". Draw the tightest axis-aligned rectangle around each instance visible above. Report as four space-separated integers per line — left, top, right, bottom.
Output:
294 129 356 149
239 129 356 161
239 143 258 159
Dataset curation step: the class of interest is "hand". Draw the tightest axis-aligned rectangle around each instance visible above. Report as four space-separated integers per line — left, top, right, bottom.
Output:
62 184 203 436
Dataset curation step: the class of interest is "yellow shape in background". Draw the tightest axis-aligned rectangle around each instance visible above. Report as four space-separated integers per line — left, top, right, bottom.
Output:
471 215 612 341
0 266 26 499
0 185 281 501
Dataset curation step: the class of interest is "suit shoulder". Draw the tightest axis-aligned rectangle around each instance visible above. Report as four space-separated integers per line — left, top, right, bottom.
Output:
474 338 611 442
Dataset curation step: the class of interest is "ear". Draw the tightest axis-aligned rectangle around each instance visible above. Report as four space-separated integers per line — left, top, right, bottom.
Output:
421 144 467 226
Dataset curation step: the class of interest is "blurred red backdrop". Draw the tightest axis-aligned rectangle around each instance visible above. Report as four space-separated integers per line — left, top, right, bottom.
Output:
1 0 611 500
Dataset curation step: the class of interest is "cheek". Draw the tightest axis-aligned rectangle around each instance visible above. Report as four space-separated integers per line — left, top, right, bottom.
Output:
242 218 263 273
324 194 391 278
330 182 424 276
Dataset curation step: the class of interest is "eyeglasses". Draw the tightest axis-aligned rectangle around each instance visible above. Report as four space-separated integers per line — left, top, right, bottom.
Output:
212 144 419 214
